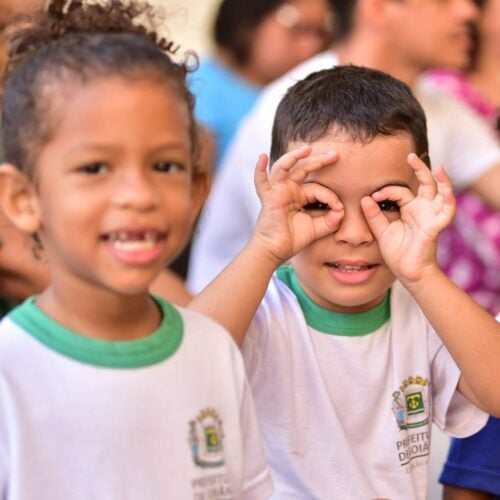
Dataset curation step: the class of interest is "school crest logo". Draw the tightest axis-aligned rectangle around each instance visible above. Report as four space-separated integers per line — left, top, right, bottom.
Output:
189 408 225 468
391 375 430 430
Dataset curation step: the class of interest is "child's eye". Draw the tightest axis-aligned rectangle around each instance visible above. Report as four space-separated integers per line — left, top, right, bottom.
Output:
78 162 108 175
154 161 184 173
377 200 400 212
302 201 329 212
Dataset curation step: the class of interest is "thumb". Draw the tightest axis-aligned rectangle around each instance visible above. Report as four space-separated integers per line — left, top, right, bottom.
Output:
360 196 389 240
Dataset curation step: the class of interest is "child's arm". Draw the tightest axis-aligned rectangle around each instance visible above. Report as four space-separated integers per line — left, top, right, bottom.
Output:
189 146 344 345
361 153 500 417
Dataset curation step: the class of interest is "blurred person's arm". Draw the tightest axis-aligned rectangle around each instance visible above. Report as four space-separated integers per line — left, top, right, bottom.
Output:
418 81 500 209
469 164 500 209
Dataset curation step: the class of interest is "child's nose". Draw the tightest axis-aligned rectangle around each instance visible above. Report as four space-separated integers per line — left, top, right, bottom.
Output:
112 168 160 210
333 207 374 246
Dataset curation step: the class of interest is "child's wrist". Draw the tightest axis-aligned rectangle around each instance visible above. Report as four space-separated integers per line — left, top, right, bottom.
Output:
246 235 287 271
399 264 444 297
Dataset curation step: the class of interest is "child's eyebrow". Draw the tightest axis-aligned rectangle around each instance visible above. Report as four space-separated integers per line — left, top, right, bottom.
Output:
370 181 411 194
303 180 412 193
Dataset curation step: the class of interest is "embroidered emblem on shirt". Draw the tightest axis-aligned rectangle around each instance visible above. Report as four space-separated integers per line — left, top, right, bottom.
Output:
391 375 430 430
392 376 431 469
189 408 225 468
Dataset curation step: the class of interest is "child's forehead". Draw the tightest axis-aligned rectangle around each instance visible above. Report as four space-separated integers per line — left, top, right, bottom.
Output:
289 132 418 193
36 76 193 160
53 73 179 101
47 75 190 126
286 130 415 154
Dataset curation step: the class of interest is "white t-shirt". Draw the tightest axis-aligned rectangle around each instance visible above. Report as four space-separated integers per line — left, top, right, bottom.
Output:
0 296 273 500
241 267 487 500
188 51 500 292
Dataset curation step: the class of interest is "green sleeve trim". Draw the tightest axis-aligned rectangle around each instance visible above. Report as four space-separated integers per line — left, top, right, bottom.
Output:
8 295 183 368
276 266 390 336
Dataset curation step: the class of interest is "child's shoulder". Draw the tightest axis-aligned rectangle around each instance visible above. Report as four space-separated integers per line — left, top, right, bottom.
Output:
389 281 430 326
256 269 303 315
0 312 34 373
174 304 249 379
174 304 239 347
389 282 447 356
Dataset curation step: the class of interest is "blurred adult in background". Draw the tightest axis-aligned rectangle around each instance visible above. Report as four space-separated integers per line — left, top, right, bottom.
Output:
428 0 499 134
187 0 500 294
191 0 335 169
426 0 499 317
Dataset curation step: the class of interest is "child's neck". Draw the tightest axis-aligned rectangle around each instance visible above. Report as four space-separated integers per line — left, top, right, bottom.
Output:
36 285 162 342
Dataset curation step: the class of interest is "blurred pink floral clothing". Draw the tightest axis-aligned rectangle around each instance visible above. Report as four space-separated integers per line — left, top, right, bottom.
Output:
428 70 499 315
438 191 500 314
429 70 498 132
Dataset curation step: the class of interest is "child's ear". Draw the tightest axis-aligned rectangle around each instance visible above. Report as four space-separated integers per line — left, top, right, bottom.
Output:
189 169 212 224
0 164 42 234
189 123 215 223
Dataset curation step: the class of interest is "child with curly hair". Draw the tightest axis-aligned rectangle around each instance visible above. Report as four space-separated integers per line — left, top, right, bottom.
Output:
0 1 274 498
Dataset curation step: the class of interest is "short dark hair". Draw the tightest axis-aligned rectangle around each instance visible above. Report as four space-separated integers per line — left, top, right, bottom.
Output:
1 0 199 176
330 0 357 41
270 65 430 167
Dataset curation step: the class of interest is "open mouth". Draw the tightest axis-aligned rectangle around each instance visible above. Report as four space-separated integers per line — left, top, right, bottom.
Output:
326 261 379 285
327 263 376 272
103 231 166 251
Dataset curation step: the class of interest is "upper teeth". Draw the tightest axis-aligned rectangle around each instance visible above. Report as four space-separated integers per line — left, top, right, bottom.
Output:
334 264 368 271
144 232 157 243
109 231 158 243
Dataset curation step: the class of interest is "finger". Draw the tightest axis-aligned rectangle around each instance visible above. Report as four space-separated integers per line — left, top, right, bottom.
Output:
311 209 345 240
269 145 312 182
407 153 437 200
360 196 389 240
254 153 270 200
370 185 415 208
283 150 339 184
301 183 344 238
270 148 337 184
434 164 456 207
301 182 344 212
434 164 456 224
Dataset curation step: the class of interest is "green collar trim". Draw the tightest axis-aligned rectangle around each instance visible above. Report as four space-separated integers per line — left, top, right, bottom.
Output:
9 295 183 368
276 266 390 336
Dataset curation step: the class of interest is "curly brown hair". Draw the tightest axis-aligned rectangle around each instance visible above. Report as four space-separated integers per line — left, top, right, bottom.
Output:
1 0 199 176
